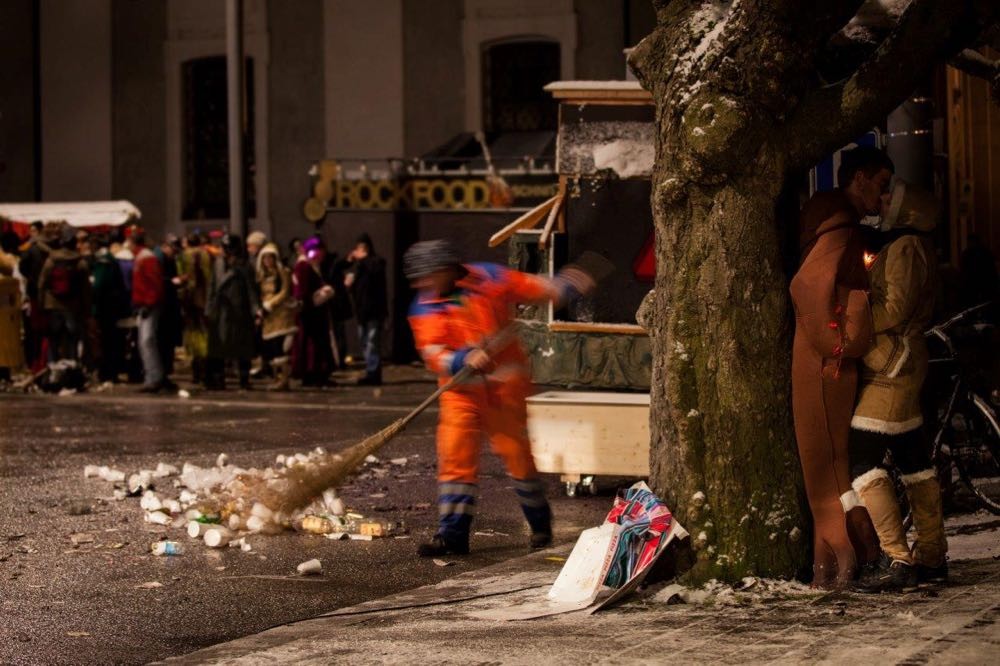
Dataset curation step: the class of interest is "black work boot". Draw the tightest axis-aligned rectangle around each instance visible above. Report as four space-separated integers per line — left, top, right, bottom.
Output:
416 535 469 557
529 531 553 549
858 556 918 593
916 561 949 585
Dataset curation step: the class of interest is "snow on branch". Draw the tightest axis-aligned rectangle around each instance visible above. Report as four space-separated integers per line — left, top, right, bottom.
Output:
788 0 974 170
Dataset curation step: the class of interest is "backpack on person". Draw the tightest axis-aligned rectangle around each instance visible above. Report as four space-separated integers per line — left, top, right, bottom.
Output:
49 260 80 299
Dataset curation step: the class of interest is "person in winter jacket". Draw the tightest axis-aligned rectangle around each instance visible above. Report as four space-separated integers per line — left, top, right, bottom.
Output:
19 221 51 369
90 236 130 383
345 233 388 385
0 235 24 380
291 236 335 387
404 239 595 557
256 243 297 390
154 235 183 385
790 146 892 588
204 234 260 390
38 226 91 366
850 181 947 592
177 233 212 383
128 227 165 392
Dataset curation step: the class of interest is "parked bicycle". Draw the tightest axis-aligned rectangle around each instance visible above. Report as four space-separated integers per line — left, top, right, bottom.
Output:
914 301 1000 515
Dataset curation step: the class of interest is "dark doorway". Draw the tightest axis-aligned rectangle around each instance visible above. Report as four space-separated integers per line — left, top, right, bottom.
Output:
181 56 256 221
482 40 559 133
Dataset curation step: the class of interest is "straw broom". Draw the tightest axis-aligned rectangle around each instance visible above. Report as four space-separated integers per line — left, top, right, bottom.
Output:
255 328 514 515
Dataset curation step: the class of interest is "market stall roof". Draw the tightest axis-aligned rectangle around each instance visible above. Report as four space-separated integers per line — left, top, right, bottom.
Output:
0 200 141 228
543 80 652 103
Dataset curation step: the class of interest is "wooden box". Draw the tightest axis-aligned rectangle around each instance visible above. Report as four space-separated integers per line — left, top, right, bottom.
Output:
526 391 650 483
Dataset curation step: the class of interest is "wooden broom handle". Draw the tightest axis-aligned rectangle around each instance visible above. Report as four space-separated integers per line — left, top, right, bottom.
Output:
398 323 519 428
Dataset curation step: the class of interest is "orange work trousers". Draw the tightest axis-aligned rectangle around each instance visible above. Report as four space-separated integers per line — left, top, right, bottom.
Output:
436 377 538 484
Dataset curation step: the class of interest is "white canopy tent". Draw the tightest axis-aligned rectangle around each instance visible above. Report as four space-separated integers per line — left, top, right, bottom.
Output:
0 200 141 228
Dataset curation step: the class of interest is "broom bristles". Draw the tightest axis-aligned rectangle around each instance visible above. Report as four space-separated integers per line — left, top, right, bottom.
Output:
267 417 408 513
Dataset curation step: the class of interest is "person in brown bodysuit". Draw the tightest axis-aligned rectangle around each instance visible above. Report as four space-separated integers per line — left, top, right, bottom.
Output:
790 147 894 587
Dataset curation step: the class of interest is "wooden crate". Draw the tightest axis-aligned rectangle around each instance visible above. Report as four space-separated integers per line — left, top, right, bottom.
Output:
526 391 650 480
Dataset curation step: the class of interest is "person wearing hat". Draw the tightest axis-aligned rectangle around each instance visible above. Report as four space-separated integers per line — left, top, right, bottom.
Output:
290 236 336 387
256 242 298 390
404 239 595 557
849 181 947 592
127 226 165 392
345 232 387 385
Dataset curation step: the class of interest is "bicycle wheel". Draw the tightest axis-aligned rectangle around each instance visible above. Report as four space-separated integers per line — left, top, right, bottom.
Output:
952 393 1000 515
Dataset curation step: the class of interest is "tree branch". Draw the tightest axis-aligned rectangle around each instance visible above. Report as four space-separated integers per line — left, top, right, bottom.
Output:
787 0 976 171
951 48 1000 104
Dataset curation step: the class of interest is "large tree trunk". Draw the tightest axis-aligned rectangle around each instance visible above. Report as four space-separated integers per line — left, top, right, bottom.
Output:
629 0 993 583
647 163 809 580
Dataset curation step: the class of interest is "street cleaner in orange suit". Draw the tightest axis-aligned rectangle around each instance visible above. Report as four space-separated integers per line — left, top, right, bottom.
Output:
404 239 596 557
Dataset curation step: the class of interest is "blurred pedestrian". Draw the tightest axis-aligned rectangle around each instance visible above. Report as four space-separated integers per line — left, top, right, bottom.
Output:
177 233 212 383
38 225 91 368
345 233 387 385
291 236 335 387
155 234 183 388
246 231 266 269
256 243 297 390
128 227 165 393
204 234 259 390
90 235 130 383
322 246 352 370
18 221 51 370
0 232 25 381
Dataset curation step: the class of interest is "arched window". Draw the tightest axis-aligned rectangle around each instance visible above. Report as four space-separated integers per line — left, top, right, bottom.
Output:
181 55 256 220
482 40 560 133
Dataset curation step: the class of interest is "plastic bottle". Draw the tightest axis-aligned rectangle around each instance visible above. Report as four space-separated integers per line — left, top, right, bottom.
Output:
151 541 183 556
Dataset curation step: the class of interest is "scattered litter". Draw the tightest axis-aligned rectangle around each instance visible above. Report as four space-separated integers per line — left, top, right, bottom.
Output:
177 389 190 399
545 557 566 563
474 530 510 537
57 388 77 397
69 533 95 546
348 534 373 541
389 458 408 466
296 559 322 575
432 559 454 567
203 527 231 548
150 541 183 556
136 581 163 589
216 453 229 468
364 455 380 464
65 632 90 637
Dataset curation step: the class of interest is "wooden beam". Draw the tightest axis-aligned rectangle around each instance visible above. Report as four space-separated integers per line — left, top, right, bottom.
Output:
487 195 558 248
548 321 648 336
538 195 564 248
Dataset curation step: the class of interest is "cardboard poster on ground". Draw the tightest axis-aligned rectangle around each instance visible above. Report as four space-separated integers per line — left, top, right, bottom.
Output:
468 522 621 621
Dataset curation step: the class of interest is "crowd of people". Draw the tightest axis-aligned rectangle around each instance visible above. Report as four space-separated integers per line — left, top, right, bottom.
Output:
0 222 387 392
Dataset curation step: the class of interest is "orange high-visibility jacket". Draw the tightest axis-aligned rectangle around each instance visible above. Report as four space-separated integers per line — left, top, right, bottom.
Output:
408 263 555 384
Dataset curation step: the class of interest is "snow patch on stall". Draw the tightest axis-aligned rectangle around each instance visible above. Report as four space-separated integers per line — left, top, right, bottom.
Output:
592 140 655 179
558 121 655 176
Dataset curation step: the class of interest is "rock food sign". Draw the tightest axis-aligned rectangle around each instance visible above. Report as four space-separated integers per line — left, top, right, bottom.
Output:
303 158 558 221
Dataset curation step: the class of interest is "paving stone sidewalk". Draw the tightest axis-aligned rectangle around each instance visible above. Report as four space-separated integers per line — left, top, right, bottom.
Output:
165 516 1000 665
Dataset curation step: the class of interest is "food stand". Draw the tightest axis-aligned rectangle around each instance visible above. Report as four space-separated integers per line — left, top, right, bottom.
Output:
489 81 655 495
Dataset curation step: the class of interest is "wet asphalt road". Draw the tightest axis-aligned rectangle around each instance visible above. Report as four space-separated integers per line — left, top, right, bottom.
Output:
0 368 611 665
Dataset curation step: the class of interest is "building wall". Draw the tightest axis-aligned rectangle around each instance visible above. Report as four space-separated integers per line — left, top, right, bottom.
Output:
323 0 405 158
574 0 625 80
112 0 167 239
40 0 113 201
402 0 465 156
268 0 325 250
0 0 36 202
